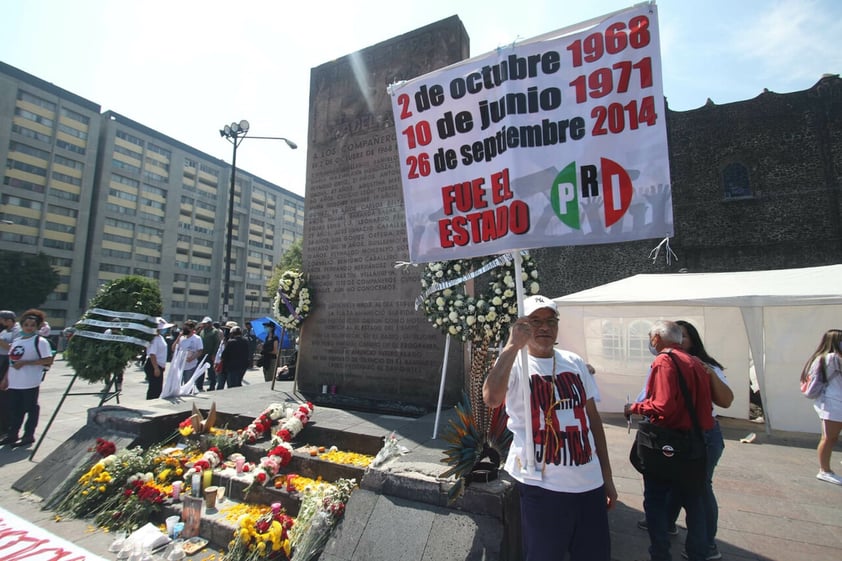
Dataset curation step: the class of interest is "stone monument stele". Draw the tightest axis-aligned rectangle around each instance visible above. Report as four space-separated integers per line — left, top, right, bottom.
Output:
300 16 470 414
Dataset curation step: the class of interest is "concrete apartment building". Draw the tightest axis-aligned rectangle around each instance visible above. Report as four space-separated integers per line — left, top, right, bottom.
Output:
0 61 304 330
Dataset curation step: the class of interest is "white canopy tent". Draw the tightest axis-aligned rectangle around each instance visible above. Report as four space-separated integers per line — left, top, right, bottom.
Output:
552 264 842 434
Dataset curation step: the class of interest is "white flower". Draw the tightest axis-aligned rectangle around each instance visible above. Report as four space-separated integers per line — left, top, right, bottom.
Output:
530 282 540 294
492 296 502 306
435 297 445 307
448 311 459 322
486 310 498 321
466 316 476 326
448 326 458 335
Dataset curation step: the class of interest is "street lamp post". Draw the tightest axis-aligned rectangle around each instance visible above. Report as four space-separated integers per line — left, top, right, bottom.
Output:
219 120 297 322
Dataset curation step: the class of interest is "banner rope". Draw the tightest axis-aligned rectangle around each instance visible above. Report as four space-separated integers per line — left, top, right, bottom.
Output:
648 236 677 265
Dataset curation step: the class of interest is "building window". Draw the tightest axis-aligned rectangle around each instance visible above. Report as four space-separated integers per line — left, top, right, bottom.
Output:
723 162 752 199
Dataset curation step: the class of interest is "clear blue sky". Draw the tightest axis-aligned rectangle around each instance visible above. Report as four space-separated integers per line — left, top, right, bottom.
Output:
2 0 839 197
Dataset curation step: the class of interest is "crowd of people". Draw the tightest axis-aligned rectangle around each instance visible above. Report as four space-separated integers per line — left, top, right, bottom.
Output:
2 300 840 561
148 316 296 399
0 311 299 448
484 295 840 561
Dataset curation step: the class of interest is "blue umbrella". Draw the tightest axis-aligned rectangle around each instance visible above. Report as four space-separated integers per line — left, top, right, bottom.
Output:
250 317 294 348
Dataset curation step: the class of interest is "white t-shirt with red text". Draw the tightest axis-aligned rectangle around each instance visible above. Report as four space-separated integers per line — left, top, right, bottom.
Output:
503 348 604 493
8 334 52 390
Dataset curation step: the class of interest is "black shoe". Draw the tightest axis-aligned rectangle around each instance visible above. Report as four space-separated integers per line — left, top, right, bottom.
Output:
0 436 18 446
11 437 34 448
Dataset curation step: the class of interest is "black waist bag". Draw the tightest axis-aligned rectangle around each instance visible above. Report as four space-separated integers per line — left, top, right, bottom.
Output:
630 420 706 487
630 350 708 488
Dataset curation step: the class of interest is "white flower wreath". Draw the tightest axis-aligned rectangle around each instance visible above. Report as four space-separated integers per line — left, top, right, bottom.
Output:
419 254 539 343
274 269 311 329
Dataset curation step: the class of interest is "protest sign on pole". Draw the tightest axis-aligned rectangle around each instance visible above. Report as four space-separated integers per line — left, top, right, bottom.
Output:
391 3 672 264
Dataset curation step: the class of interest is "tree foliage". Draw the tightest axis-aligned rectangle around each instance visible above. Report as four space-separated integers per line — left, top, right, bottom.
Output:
267 238 303 296
0 250 60 311
65 275 163 384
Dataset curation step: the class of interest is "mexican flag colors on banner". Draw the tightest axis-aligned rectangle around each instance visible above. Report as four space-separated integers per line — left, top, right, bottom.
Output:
391 3 672 263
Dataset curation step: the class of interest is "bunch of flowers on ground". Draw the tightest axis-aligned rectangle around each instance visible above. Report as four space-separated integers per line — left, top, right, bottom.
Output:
54 445 147 520
93 473 168 533
244 402 313 494
274 269 311 329
223 505 295 561
183 446 224 482
290 478 357 561
271 402 314 446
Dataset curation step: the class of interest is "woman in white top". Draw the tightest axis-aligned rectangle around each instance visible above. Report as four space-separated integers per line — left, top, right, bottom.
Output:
1 309 53 448
801 329 842 485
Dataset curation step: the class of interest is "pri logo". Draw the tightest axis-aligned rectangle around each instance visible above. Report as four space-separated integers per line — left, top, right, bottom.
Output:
550 158 633 229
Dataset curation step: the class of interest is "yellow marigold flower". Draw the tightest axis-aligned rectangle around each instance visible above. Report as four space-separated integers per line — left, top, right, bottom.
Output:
158 469 171 482
98 485 107 493
82 490 89 496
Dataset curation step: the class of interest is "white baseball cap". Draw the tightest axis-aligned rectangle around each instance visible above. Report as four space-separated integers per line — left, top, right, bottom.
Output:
522 295 558 317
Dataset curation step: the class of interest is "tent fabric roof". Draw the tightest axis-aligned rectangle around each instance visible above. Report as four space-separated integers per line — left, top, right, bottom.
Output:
554 264 842 308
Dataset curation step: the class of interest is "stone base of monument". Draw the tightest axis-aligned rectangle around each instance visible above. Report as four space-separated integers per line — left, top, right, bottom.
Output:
14 405 520 561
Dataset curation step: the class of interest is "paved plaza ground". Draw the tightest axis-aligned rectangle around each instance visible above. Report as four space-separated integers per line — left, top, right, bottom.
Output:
1 358 841 560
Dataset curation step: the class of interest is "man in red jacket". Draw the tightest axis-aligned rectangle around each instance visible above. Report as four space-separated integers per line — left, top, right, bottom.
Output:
625 320 713 561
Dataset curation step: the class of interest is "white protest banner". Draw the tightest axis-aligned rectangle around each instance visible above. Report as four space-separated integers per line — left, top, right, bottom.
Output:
391 3 672 264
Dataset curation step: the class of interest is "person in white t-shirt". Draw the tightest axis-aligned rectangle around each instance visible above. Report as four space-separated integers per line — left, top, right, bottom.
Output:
145 317 172 400
1 309 53 448
0 310 21 436
174 320 204 386
483 295 616 561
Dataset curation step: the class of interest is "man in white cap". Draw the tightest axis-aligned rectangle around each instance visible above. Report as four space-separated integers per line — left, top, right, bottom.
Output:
483 295 616 561
145 317 172 399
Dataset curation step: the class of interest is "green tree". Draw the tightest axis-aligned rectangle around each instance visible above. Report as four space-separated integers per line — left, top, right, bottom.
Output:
0 250 60 311
267 238 303 295
65 275 163 384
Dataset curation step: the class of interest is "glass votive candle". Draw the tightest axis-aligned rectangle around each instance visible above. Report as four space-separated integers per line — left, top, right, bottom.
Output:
235 457 245 475
171 480 182 501
202 468 213 489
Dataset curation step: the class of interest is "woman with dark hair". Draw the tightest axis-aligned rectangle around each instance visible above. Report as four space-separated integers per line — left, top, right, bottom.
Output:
1 309 53 448
261 323 279 383
637 320 733 560
801 329 842 485
677 320 732 560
